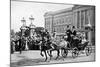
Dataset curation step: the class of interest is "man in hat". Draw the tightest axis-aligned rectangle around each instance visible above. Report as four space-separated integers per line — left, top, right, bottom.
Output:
65 25 72 43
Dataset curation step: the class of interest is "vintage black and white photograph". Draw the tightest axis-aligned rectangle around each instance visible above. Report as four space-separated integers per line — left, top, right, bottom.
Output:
10 0 95 67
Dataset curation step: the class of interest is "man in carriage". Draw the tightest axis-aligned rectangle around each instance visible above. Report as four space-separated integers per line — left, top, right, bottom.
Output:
64 25 74 48
70 26 78 46
64 25 82 48
79 32 88 45
65 25 72 43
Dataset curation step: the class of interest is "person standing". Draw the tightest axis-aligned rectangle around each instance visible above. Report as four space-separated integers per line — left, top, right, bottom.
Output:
18 37 22 54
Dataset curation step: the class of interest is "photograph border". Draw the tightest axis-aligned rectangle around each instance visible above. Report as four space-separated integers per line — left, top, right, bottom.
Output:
10 0 96 66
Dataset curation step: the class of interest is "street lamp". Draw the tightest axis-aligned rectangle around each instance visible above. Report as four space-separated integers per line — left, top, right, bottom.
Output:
29 15 36 38
21 17 26 26
29 15 34 24
20 17 26 37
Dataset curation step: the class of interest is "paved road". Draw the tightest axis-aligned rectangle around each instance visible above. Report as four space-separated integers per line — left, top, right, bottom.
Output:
11 50 95 67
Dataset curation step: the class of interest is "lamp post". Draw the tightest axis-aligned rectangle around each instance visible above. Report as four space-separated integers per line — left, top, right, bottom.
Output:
20 17 29 50
21 17 26 26
20 17 26 38
29 15 34 25
29 15 35 38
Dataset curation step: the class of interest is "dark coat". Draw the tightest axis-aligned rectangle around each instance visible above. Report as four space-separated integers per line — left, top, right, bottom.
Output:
65 29 72 42
18 39 22 48
72 30 77 36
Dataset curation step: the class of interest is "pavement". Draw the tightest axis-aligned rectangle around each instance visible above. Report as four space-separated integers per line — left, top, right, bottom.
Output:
10 49 95 67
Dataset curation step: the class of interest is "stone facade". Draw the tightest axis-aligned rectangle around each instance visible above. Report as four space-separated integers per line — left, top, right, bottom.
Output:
44 5 95 45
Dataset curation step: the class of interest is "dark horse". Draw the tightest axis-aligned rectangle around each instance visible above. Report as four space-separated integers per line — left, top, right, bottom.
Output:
39 40 60 61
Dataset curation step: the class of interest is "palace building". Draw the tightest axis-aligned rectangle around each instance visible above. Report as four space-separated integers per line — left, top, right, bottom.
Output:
44 5 95 45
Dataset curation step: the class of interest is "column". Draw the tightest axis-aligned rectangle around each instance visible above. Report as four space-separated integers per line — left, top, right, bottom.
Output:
77 11 80 28
83 10 85 28
80 11 81 29
88 10 91 44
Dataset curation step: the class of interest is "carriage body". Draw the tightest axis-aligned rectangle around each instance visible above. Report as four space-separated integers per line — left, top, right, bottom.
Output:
61 34 92 58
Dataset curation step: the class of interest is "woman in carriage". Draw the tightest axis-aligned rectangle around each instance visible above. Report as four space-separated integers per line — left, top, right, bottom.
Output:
80 32 88 45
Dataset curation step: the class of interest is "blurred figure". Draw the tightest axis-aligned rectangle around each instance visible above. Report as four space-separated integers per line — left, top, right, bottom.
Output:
71 26 77 36
11 39 15 54
65 25 72 43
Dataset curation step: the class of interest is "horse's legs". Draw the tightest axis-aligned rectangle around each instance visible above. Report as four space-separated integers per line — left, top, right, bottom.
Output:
40 50 44 57
44 51 48 61
55 50 60 60
49 50 53 60
19 44 22 54
47 49 53 57
19 47 22 54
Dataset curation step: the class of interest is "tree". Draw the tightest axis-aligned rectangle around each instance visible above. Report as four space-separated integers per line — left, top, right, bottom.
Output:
35 27 44 34
15 31 21 37
24 28 30 37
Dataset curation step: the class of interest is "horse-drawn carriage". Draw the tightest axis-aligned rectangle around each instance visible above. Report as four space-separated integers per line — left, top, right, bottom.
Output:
60 32 92 58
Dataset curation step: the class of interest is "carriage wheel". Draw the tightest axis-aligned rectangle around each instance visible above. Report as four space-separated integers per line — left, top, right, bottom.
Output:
85 45 92 56
61 49 68 58
72 47 79 58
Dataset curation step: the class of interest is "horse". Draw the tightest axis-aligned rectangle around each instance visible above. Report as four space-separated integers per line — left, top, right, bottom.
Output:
37 36 61 61
48 38 69 60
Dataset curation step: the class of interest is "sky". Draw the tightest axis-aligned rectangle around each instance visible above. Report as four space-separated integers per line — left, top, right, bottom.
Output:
11 0 74 32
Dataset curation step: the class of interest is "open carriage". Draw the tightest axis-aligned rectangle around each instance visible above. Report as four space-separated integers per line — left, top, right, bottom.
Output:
60 29 93 58
60 35 92 58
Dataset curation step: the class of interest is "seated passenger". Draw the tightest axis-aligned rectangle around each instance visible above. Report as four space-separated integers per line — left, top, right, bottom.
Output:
81 37 87 44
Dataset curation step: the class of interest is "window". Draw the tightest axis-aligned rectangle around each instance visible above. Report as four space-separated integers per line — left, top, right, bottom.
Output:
62 18 64 23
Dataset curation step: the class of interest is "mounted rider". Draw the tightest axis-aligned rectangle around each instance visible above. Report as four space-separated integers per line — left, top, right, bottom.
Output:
40 29 51 46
